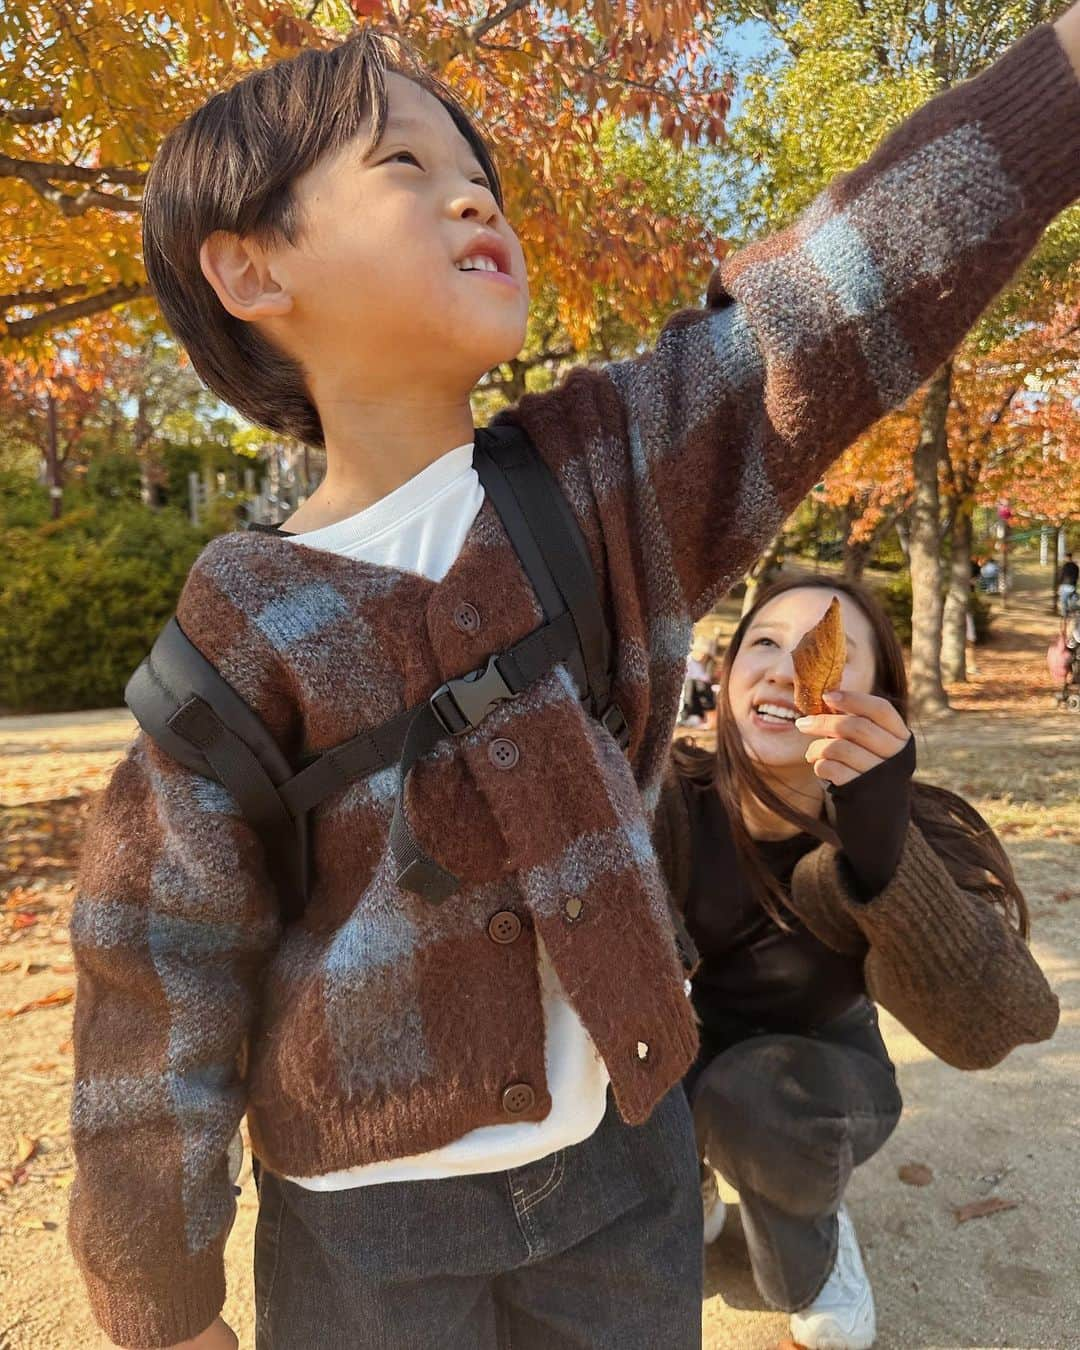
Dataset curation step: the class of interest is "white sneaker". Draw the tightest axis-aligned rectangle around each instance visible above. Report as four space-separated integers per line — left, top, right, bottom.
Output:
789 1205 876 1349
680 714 705 727
701 1165 727 1244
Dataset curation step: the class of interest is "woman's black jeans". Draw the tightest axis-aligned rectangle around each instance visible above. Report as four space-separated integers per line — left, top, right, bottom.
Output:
689 998 902 1311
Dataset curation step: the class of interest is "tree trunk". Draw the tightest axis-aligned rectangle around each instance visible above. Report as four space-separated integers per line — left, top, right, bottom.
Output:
908 362 952 715
135 392 160 509
741 530 785 615
941 504 973 683
45 391 62 519
842 507 873 581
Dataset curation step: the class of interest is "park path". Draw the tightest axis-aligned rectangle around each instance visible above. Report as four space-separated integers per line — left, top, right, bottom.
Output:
0 571 1077 1349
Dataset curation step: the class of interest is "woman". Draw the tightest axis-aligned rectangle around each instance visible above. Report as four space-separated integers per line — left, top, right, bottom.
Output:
652 577 1059 1350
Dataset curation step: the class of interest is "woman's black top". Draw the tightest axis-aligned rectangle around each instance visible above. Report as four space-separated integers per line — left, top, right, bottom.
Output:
682 737 915 1054
683 785 867 1051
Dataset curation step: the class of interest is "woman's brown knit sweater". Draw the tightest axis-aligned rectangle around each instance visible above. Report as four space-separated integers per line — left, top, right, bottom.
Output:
651 772 1060 1070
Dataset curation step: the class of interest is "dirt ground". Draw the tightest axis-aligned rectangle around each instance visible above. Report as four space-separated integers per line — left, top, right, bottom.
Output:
1 567 1077 1350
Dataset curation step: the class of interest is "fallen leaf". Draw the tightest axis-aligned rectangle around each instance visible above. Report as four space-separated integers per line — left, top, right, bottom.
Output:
56 1039 73 1054
10 913 38 930
0 959 20 972
4 986 75 1017
953 1196 1019 1224
50 962 74 974
15 1134 37 1164
1053 890 1073 904
14 1214 56 1230
899 1162 934 1187
52 1169 75 1189
29 1061 57 1073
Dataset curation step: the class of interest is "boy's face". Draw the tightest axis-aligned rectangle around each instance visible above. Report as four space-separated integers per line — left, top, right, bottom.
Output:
259 73 529 396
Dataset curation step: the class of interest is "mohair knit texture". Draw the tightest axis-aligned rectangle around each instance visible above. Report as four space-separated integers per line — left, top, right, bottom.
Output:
68 25 1080 1348
652 777 1061 1070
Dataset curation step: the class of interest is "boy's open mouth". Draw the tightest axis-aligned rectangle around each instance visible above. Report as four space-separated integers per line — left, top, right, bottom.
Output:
453 232 511 276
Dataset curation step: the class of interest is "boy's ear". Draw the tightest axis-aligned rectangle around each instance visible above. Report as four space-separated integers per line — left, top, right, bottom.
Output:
199 231 294 323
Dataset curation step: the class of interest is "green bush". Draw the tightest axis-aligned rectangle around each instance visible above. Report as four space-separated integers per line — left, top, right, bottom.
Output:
874 573 992 648
0 504 209 712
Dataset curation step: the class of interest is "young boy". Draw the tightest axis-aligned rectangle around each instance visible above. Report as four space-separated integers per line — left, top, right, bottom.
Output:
68 14 1080 1350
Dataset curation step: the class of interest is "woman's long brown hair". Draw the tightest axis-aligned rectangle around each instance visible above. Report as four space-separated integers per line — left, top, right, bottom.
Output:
671 575 1029 936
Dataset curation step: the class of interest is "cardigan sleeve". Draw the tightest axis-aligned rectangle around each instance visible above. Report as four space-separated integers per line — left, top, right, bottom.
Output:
66 545 288 1348
67 733 282 1348
601 23 1080 625
789 823 1060 1070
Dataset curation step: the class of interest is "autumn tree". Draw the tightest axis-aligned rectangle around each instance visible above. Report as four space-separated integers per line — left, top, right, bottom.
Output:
714 0 1080 714
1 0 731 363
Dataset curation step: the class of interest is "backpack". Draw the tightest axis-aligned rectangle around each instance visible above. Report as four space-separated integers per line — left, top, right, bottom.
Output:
125 422 699 971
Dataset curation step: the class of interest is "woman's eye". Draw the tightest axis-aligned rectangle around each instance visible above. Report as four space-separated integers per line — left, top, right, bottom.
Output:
752 636 776 648
387 150 421 167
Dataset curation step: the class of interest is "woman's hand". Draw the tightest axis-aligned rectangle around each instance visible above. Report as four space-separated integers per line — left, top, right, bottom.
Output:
794 689 911 787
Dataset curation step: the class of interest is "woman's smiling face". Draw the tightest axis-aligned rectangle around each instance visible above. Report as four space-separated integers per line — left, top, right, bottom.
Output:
727 588 878 771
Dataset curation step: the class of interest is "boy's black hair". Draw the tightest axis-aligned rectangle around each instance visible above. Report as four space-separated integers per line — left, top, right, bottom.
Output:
142 30 503 449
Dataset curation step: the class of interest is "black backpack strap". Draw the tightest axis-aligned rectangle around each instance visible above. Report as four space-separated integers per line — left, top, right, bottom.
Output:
476 423 627 745
124 618 309 924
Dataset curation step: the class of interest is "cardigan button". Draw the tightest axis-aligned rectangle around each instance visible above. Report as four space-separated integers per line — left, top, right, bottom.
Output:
489 738 519 770
453 602 481 634
487 910 522 945
502 1082 535 1115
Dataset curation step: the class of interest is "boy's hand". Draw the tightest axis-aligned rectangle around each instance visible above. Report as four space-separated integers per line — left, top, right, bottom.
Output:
1054 0 1080 80
164 1319 239 1350
101 1317 238 1350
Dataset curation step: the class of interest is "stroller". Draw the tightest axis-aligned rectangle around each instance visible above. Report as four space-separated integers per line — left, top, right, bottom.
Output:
1048 593 1080 713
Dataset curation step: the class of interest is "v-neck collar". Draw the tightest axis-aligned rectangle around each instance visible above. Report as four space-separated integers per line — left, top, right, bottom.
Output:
239 451 499 595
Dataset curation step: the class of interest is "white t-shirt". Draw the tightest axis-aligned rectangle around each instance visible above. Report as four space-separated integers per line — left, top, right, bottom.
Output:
279 441 611 1188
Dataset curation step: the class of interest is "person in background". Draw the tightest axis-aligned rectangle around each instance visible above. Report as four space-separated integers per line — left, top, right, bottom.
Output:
1057 551 1078 615
652 576 1059 1350
680 642 717 727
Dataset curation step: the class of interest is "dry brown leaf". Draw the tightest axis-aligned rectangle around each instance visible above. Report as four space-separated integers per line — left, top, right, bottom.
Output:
50 962 74 974
0 1170 15 1192
4 986 75 1017
0 959 20 973
791 597 847 716
52 1169 75 1189
898 1162 934 1187
29 1061 57 1073
953 1196 1019 1224
15 1134 37 1164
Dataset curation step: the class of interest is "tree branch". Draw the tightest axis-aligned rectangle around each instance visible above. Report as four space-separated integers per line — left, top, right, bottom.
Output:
0 104 61 125
470 0 533 43
0 282 94 310
2 281 149 339
0 154 142 215
0 153 144 187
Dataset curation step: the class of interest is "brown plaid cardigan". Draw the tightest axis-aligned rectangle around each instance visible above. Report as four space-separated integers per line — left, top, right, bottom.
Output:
67 26 1080 1347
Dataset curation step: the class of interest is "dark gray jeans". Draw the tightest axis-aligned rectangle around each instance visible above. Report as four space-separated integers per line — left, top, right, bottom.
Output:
252 1085 702 1349
691 998 902 1312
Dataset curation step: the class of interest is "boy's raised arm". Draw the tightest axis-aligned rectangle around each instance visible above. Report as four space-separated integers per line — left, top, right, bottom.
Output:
67 730 281 1347
604 19 1080 625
